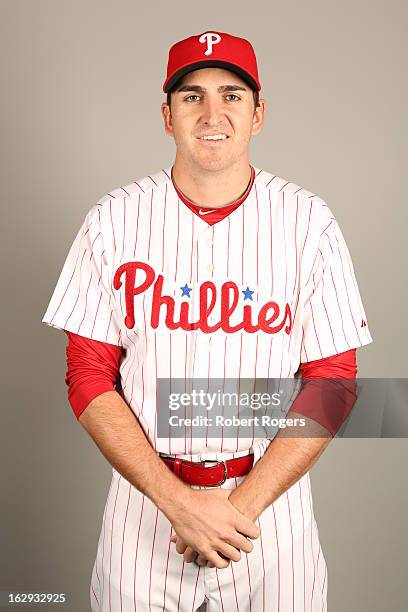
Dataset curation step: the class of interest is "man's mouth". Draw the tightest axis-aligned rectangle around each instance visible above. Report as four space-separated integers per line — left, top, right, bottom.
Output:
196 134 229 141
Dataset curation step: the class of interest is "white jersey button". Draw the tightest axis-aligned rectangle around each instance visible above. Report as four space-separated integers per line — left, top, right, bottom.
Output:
207 264 214 272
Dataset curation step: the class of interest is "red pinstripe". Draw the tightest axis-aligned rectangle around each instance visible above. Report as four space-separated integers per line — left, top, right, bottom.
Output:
230 562 240 612
147 190 153 261
309 286 324 358
255 184 259 287
91 291 103 336
220 335 227 452
268 190 274 296
148 509 159 610
63 249 87 327
293 196 299 296
110 200 117 253
321 564 327 611
190 214 194 284
299 481 306 612
211 225 215 274
196 234 199 280
257 518 266 612
77 272 94 334
122 328 139 387
100 476 115 605
162 184 167 270
329 267 350 348
119 484 132 612
174 198 180 282
161 525 172 611
241 201 245 286
245 553 253 612
133 495 145 612
154 332 158 449
133 181 145 193
272 504 281 611
169 333 173 453
332 235 363 344
48 223 90 323
91 584 99 608
105 309 113 342
311 546 321 610
109 477 121 611
307 481 316 612
121 197 126 261
176 561 186 612
320 265 339 352
236 333 243 452
191 566 201 612
227 217 231 277
133 194 140 258
288 199 314 354
286 492 295 612
90 231 102 251
283 192 288 298
265 175 277 187
215 568 225 612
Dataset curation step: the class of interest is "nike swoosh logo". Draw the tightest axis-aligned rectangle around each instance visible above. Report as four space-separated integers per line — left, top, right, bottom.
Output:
198 208 216 215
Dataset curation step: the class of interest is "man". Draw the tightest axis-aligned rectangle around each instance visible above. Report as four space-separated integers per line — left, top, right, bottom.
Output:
42 31 373 611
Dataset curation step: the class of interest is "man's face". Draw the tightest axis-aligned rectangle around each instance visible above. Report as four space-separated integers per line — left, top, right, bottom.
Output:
161 67 265 173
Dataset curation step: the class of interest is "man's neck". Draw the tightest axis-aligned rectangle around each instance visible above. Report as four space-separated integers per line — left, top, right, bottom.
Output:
171 157 253 208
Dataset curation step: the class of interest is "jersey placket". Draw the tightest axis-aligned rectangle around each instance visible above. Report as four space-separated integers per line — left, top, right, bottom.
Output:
183 223 215 455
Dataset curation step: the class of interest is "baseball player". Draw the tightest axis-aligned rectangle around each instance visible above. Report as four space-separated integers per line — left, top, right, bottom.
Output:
42 31 373 611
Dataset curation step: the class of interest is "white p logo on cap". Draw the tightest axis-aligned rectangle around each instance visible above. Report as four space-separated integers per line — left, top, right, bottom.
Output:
198 32 221 56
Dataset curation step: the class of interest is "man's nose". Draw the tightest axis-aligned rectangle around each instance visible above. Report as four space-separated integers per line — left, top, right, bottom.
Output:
200 97 224 125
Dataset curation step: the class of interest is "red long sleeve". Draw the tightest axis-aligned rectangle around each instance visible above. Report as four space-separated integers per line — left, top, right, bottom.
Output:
64 331 123 419
65 330 357 432
290 348 357 436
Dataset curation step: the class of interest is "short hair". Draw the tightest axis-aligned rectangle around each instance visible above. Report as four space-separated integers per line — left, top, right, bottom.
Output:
166 86 260 111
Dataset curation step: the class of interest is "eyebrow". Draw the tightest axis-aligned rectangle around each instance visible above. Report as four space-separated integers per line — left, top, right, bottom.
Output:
175 84 248 94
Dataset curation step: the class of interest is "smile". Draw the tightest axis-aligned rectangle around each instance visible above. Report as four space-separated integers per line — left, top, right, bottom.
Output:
196 134 229 141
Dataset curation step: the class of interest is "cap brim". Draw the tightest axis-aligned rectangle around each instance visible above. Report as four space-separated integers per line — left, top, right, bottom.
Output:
164 60 259 93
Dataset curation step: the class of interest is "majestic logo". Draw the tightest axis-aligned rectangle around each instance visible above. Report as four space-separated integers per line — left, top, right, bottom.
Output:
198 32 221 56
113 261 293 335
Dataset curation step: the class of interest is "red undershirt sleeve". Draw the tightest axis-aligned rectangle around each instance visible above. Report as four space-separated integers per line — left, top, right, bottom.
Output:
64 331 357 432
64 331 123 419
289 348 357 436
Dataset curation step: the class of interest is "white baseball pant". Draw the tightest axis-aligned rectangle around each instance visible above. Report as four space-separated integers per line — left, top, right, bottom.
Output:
90 448 327 611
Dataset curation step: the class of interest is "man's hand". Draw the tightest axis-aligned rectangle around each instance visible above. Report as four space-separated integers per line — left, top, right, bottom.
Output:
167 488 259 569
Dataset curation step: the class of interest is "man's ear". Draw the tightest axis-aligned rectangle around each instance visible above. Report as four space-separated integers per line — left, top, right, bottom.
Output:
161 102 173 137
252 98 266 136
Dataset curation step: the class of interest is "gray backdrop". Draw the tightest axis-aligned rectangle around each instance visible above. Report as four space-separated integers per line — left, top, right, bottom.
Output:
1 0 407 610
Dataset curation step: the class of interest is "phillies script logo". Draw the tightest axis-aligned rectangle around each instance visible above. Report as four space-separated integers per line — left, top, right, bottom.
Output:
113 261 292 335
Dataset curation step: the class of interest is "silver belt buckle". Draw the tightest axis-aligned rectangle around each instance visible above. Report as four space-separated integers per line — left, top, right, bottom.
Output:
203 459 228 486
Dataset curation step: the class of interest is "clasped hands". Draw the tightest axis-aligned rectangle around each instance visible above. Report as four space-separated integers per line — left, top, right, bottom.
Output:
168 487 259 570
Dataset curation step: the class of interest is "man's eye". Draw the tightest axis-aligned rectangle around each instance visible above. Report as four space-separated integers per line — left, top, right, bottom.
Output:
185 95 200 102
226 94 240 101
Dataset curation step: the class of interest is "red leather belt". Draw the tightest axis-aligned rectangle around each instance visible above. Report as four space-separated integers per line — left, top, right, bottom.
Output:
160 453 254 487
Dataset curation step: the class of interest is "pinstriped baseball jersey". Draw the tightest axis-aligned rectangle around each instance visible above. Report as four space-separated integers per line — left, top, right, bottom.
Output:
42 165 372 457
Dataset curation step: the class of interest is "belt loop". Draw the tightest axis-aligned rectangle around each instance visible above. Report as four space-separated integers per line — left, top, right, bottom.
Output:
173 457 182 478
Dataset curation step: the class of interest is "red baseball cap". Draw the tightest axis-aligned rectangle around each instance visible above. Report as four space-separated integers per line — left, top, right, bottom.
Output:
163 31 261 93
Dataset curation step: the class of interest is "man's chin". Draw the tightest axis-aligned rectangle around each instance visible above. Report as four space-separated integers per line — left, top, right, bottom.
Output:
192 155 234 173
